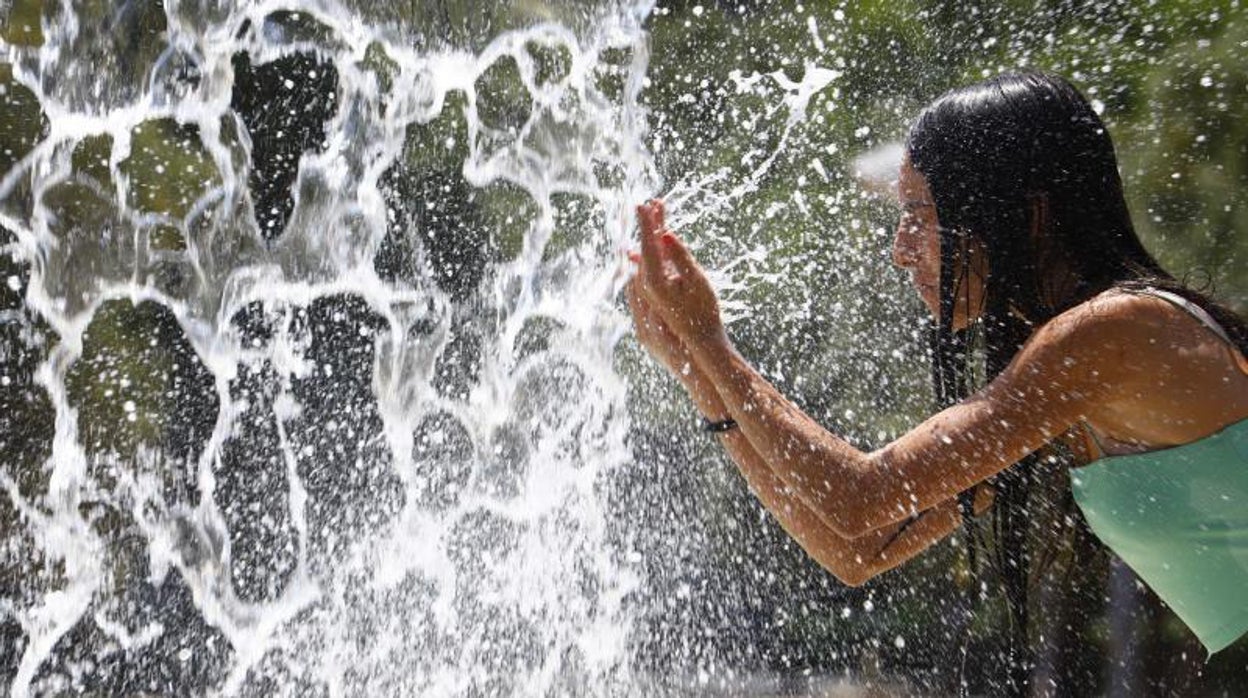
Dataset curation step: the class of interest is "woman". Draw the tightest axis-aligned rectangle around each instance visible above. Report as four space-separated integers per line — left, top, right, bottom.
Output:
625 71 1248 689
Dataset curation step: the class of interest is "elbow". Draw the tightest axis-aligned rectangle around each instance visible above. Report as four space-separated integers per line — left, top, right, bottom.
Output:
812 542 886 587
835 568 872 588
836 549 899 587
826 557 880 588
792 527 879 587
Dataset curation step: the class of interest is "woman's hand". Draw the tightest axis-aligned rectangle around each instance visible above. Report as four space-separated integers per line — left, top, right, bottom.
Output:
632 199 727 349
625 274 694 379
625 223 731 422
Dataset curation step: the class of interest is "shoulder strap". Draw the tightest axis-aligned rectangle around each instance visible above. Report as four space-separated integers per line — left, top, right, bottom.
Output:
1120 286 1248 377
1120 287 1236 348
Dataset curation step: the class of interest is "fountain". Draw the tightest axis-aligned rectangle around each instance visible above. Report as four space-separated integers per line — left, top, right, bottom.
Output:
0 1 662 694
3 1 1247 696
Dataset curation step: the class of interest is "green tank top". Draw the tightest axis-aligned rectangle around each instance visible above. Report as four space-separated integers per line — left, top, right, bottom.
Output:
1071 419 1248 654
1068 288 1248 655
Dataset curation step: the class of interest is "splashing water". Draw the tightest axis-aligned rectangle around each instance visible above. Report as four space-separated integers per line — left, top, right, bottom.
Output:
6 1 1248 696
0 1 675 694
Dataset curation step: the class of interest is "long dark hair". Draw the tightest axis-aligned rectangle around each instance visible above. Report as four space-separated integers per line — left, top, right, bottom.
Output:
906 70 1247 693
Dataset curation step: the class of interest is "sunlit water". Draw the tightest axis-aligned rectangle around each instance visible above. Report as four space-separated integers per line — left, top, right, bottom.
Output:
6 1 1243 696
0 0 902 688
0 1 683 694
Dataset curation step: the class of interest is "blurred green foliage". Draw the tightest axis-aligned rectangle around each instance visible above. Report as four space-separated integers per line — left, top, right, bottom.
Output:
526 38 573 86
361 41 399 97
0 65 44 167
63 300 218 494
632 0 1248 692
477 56 533 131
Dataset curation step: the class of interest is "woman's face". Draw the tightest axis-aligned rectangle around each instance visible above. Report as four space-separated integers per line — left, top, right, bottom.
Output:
892 158 985 329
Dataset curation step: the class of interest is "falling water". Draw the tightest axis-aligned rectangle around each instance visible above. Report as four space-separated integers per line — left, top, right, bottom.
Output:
0 1 667 694
7 0 1247 695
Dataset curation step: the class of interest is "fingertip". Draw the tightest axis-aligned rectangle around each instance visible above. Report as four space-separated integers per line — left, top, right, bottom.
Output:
637 201 656 229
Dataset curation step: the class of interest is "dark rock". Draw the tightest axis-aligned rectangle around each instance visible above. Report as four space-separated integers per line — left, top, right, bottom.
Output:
231 51 339 241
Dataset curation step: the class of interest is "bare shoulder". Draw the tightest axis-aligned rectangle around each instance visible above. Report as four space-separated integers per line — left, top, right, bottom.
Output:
1004 290 1187 390
1033 289 1194 347
1025 290 1248 444
1017 288 1240 390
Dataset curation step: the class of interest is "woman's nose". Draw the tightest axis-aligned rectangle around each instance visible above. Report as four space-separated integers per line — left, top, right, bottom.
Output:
892 223 918 268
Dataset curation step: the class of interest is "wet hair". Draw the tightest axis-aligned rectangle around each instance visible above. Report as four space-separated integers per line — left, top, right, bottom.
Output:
905 70 1248 692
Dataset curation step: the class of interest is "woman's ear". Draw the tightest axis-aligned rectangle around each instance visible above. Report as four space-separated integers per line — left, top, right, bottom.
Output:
1027 190 1079 311
1027 191 1050 243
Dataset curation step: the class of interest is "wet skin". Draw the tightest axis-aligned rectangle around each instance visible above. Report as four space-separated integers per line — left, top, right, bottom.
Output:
626 190 1248 586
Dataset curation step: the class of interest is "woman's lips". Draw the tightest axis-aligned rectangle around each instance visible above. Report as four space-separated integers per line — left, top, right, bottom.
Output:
910 275 938 311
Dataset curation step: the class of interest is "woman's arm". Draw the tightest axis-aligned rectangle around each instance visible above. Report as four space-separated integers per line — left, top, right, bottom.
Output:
684 304 1119 538
715 414 966 587
633 201 1123 538
628 277 967 585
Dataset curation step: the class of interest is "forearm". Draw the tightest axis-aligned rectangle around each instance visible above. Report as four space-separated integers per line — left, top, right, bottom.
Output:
687 333 895 537
676 365 958 585
675 365 848 549
721 424 961 585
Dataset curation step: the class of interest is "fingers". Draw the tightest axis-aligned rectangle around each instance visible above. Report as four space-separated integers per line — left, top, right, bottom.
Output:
634 201 713 331
636 199 666 236
636 199 667 282
649 199 667 232
659 231 698 278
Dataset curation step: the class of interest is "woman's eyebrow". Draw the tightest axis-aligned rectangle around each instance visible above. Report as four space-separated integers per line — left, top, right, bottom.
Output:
900 199 935 211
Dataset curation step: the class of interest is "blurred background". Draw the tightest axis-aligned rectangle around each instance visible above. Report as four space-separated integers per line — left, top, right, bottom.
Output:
625 1 1248 695
1 0 1245 695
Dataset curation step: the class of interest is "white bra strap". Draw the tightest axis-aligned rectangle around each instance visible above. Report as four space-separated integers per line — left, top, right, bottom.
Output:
1121 287 1237 348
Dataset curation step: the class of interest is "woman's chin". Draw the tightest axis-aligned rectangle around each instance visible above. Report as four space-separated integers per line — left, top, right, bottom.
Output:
919 294 940 319
920 303 971 331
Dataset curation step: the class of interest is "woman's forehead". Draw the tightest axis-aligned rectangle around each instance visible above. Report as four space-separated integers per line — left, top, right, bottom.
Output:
897 161 933 203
